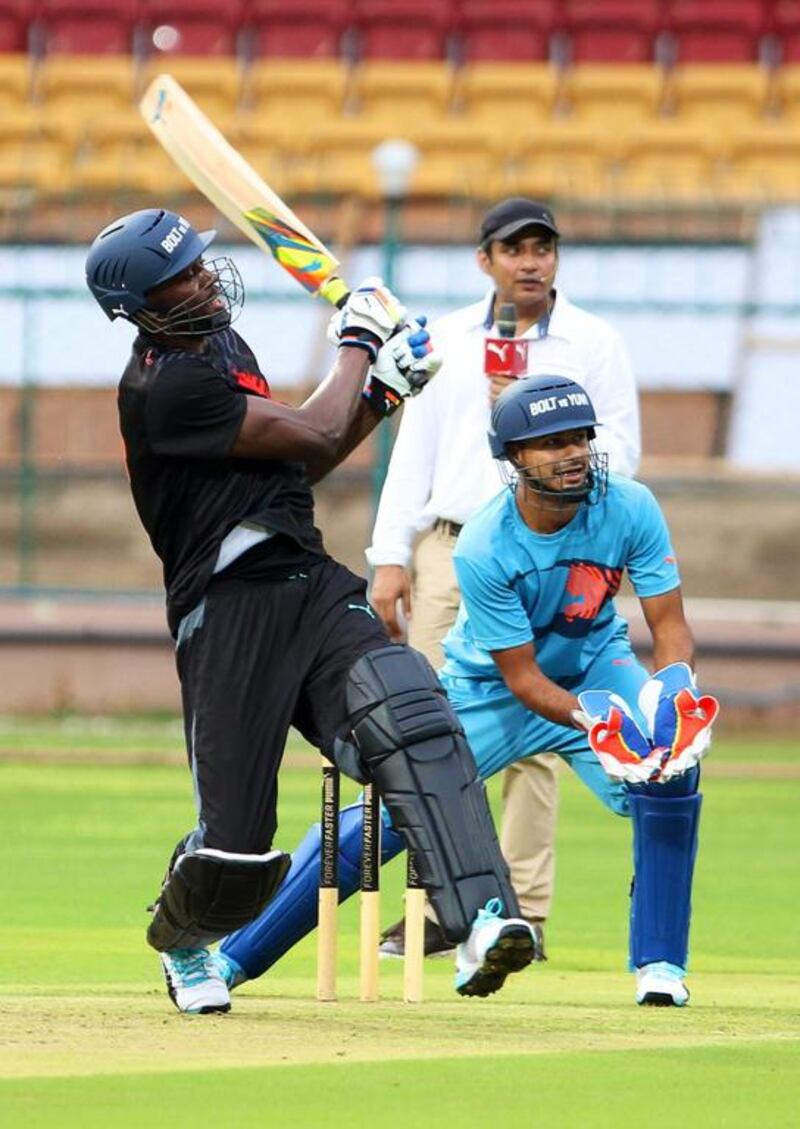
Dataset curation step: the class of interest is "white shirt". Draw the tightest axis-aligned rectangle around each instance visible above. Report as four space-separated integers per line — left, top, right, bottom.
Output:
366 288 641 568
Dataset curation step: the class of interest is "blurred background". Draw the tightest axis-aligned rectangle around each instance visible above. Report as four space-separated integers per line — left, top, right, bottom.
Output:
0 0 798 730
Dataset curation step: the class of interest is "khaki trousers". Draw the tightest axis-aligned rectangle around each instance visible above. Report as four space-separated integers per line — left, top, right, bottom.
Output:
409 523 557 923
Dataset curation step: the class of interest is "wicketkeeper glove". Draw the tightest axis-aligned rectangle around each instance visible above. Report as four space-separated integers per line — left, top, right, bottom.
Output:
327 276 407 363
362 316 442 416
574 690 662 785
638 662 720 782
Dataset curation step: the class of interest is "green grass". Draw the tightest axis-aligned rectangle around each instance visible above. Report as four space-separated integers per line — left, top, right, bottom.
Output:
0 722 798 1127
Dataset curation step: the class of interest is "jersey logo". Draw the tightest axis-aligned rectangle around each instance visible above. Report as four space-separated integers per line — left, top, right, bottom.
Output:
563 562 622 622
543 560 623 639
233 368 272 399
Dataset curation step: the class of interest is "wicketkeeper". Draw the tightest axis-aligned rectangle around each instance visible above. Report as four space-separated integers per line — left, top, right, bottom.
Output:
213 375 718 1007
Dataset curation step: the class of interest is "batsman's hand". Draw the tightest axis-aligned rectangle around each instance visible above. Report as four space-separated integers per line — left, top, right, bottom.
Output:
363 316 442 416
638 662 719 781
328 276 406 363
370 564 412 641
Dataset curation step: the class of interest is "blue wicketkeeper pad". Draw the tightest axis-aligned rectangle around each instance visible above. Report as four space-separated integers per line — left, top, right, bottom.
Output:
629 791 702 970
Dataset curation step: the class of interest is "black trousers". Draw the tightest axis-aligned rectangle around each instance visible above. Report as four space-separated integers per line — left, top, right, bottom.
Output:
175 559 388 854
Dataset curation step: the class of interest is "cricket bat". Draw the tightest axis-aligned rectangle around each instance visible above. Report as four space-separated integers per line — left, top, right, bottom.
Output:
139 73 349 308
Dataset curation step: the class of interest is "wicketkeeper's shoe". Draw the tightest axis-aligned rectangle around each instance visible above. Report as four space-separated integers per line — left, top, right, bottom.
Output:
455 898 537 998
635 962 690 1007
160 947 231 1014
379 916 456 959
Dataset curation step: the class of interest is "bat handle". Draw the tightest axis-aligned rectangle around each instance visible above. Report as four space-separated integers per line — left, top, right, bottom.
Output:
319 275 350 309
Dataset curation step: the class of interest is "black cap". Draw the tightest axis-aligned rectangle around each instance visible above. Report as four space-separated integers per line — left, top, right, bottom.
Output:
479 198 560 247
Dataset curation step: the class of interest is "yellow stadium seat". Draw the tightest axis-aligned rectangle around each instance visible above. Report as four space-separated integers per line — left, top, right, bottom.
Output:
560 64 665 128
718 125 800 203
139 56 244 128
0 54 32 115
454 63 558 131
0 111 68 192
665 64 769 133
508 124 616 200
612 125 720 203
243 60 349 131
71 115 188 194
404 121 503 199
770 66 800 126
36 56 137 141
349 61 456 128
285 119 388 197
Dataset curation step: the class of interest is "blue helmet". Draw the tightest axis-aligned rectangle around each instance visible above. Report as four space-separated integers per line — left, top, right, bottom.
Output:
85 208 217 322
488 375 600 459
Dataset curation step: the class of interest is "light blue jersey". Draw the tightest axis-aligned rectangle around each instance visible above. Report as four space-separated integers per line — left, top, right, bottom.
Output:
442 473 680 688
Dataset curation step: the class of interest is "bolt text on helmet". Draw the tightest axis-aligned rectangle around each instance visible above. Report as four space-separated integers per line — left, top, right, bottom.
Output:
529 390 589 418
160 216 190 253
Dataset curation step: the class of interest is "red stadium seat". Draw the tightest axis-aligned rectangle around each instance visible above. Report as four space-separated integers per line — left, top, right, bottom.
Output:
245 0 350 59
38 0 139 55
563 1 662 64
140 1 244 57
0 1 33 53
665 1 768 63
771 1 800 64
352 0 454 61
454 0 558 63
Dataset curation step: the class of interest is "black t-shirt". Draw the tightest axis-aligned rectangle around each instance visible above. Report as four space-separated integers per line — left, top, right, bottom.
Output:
118 327 326 635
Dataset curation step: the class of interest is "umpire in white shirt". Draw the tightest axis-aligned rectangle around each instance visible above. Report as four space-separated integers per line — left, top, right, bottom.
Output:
368 198 640 957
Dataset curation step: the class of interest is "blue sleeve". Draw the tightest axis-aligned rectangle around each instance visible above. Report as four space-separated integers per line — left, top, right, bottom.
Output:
626 486 681 597
453 551 534 652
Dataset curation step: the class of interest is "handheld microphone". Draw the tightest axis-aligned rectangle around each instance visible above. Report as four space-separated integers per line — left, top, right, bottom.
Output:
484 301 528 378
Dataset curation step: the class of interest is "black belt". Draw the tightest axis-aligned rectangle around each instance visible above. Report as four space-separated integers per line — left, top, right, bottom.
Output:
434 518 463 537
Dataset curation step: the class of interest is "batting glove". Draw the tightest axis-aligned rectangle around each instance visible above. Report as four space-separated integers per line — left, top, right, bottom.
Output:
363 316 442 416
575 689 664 785
328 276 407 363
638 662 719 781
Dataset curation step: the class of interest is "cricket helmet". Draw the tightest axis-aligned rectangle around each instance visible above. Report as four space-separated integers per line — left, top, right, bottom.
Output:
85 208 243 335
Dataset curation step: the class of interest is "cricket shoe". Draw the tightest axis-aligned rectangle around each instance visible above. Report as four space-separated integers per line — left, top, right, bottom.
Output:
160 947 231 1014
379 916 455 960
636 962 690 1007
211 949 248 990
455 898 538 998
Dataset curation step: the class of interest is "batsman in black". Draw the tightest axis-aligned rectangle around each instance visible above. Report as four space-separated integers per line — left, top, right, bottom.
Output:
85 208 537 1013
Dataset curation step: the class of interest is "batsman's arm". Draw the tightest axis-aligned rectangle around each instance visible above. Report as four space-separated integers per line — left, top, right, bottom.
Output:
490 642 582 729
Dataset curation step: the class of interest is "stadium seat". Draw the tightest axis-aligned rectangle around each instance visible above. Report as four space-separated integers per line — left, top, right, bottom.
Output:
560 64 665 127
613 124 720 201
139 1 244 57
243 60 349 130
453 62 557 130
0 110 68 192
349 61 456 127
352 0 454 61
231 119 294 198
139 56 243 125
771 2 800 64
563 1 662 64
665 64 769 131
0 52 31 113
772 64 800 122
36 56 137 139
285 119 386 197
509 123 616 199
405 120 502 197
720 124 800 201
72 114 188 193
454 0 558 63
244 0 350 59
664 1 768 63
37 0 139 55
0 1 33 53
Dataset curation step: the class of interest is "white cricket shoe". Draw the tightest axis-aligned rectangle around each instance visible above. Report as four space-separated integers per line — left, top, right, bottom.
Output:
455 898 537 997
160 947 231 1014
636 961 690 1007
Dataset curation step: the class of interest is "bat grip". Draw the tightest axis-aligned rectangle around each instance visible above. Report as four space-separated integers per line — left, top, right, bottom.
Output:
319 275 350 309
